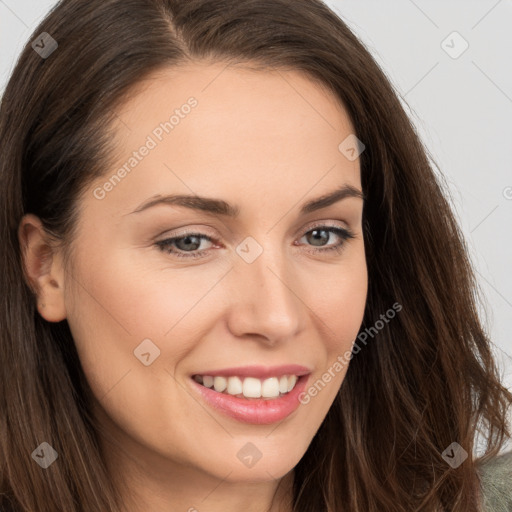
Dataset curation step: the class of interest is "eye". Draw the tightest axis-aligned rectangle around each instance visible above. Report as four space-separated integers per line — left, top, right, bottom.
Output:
297 225 355 255
155 224 355 260
155 232 215 259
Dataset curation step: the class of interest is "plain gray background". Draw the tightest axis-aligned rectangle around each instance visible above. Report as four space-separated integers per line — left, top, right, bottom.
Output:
1 1 511 434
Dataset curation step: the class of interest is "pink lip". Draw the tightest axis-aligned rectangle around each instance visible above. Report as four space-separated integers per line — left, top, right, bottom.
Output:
191 364 311 379
190 373 310 425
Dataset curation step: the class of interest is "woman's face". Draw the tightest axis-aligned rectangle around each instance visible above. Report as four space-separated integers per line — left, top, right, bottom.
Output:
43 63 367 488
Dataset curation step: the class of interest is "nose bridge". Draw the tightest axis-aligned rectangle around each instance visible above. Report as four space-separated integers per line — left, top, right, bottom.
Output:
227 235 302 341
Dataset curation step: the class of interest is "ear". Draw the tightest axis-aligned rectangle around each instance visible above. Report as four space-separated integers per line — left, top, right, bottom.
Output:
18 213 67 322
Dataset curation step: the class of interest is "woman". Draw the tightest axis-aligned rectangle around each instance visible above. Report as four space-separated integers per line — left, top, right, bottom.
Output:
0 0 510 511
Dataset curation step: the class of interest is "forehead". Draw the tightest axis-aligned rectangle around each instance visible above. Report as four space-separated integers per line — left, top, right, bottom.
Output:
116 60 351 126
111 60 355 152
86 61 361 219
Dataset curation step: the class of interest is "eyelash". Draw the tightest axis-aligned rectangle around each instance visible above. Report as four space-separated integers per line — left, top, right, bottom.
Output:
155 224 355 260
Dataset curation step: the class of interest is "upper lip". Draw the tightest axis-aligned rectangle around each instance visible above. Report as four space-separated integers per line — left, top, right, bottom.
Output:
192 364 312 379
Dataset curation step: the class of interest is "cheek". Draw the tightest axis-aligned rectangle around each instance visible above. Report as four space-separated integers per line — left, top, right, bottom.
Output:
284 245 367 402
66 245 215 341
63 254 202 459
293 256 367 417
63 247 234 410
308 247 368 347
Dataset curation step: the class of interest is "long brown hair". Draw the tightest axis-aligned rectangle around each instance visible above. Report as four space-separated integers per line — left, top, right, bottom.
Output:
1 0 510 510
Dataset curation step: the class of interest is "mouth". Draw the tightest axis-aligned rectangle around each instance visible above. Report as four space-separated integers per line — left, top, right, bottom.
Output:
189 368 311 425
192 373 301 400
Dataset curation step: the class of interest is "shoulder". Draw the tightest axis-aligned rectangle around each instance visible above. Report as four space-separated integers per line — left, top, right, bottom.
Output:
477 449 512 512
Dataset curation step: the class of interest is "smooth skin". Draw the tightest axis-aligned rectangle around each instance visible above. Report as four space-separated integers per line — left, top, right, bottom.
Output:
19 62 368 512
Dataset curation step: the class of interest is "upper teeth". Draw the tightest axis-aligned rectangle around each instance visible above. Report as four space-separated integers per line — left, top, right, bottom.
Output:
194 374 298 399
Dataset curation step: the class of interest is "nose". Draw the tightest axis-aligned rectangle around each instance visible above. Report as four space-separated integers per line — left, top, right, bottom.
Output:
225 245 304 346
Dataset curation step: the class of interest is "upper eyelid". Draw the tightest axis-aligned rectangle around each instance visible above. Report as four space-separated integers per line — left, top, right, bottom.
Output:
157 219 352 240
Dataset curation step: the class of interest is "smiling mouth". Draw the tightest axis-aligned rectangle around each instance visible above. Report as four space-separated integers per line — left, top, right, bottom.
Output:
192 374 300 400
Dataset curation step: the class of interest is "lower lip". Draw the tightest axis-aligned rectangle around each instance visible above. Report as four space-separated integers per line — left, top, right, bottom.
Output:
190 375 310 425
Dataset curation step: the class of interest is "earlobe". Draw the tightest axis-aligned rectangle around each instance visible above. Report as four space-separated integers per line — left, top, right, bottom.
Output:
18 214 67 322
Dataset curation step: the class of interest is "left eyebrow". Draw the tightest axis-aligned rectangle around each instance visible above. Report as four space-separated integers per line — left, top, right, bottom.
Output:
126 183 364 217
299 184 365 214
